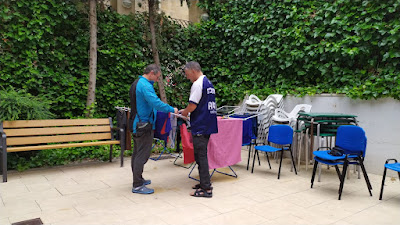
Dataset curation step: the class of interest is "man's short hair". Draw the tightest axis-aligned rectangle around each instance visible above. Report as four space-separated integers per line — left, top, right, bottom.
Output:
184 61 202 72
144 64 161 74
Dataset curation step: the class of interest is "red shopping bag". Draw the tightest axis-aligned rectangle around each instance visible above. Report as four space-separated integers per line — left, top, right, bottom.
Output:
180 124 195 164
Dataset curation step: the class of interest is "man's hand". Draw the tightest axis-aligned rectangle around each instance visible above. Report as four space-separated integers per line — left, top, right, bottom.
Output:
180 109 188 117
180 103 197 117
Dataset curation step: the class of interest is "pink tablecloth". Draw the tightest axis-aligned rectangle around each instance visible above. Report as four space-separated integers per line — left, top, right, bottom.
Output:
180 117 243 170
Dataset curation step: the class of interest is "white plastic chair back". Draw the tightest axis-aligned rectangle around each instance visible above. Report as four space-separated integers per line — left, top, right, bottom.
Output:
245 94 262 113
272 104 312 127
255 94 284 145
246 94 262 105
288 104 312 118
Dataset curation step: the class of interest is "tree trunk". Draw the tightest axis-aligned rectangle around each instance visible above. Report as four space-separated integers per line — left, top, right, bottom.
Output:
86 0 97 117
148 0 168 103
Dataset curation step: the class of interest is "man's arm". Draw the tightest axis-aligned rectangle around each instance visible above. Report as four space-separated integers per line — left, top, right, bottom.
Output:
180 103 197 117
143 84 177 113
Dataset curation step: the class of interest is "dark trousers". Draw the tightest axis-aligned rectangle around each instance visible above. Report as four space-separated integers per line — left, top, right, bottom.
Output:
131 128 154 187
193 134 212 190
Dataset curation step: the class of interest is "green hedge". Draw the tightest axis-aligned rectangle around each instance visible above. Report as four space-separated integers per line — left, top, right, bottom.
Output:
195 0 400 104
0 0 191 119
2 0 398 119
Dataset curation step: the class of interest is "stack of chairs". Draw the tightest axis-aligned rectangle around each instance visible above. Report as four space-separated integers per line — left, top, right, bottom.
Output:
255 94 284 146
226 94 284 170
271 104 312 128
271 104 313 170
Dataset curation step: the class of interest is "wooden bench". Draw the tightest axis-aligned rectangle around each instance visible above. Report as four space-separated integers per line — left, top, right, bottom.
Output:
0 118 124 182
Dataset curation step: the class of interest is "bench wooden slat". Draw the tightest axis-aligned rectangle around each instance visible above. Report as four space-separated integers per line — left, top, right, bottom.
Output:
7 133 112 146
4 125 111 137
7 140 120 152
3 119 110 128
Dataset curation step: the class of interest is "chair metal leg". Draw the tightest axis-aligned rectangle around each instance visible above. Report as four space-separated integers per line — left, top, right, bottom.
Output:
357 157 372 190
359 160 373 196
246 143 252 170
292 133 298 172
277 150 283 179
318 162 322 182
338 160 349 200
266 152 271 169
297 131 303 170
379 167 387 200
289 149 297 175
311 159 318 188
305 128 309 171
251 149 257 173
334 165 342 180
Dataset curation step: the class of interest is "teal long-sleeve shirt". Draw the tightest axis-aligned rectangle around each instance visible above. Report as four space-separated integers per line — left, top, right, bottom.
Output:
132 76 174 133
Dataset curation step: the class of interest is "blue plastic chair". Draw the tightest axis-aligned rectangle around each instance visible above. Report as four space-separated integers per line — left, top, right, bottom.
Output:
252 125 297 179
310 125 372 200
379 159 400 200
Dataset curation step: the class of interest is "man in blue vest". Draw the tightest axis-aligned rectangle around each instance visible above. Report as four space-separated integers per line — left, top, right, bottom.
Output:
129 64 178 194
180 61 218 198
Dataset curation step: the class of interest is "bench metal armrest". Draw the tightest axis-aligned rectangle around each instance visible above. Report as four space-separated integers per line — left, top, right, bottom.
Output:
0 131 6 149
112 127 124 132
111 127 125 141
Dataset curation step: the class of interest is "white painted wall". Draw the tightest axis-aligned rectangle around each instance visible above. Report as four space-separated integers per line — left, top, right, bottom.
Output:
283 94 400 175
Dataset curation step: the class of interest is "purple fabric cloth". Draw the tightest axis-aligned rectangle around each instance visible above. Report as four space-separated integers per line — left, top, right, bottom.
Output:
154 111 171 142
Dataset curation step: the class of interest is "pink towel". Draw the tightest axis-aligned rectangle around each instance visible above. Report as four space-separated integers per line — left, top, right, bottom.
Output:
181 118 242 169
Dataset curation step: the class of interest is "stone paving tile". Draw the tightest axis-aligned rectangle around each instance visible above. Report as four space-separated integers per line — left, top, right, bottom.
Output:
201 195 258 214
39 207 81 224
246 198 305 221
2 188 62 205
8 212 44 225
203 208 266 225
1 149 400 225
0 217 11 225
156 203 220 225
270 214 312 225
54 179 109 195
110 216 169 225
0 179 29 199
2 199 41 219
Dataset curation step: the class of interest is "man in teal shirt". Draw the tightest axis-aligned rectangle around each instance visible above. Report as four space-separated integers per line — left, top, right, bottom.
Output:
129 64 178 194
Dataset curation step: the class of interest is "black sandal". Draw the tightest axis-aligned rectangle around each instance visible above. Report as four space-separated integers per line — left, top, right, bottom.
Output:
191 188 212 198
192 184 213 190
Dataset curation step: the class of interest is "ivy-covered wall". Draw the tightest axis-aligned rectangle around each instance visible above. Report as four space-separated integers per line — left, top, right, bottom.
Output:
1 0 399 120
194 0 400 105
0 0 191 119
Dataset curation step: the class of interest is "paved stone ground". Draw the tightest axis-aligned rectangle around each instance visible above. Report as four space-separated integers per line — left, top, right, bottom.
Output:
1 149 399 225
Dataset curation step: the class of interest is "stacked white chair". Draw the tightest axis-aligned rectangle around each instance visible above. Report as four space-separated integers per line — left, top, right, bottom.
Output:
244 94 262 114
272 104 312 128
225 94 284 170
232 94 284 145
271 104 313 171
255 94 284 145
233 94 262 115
